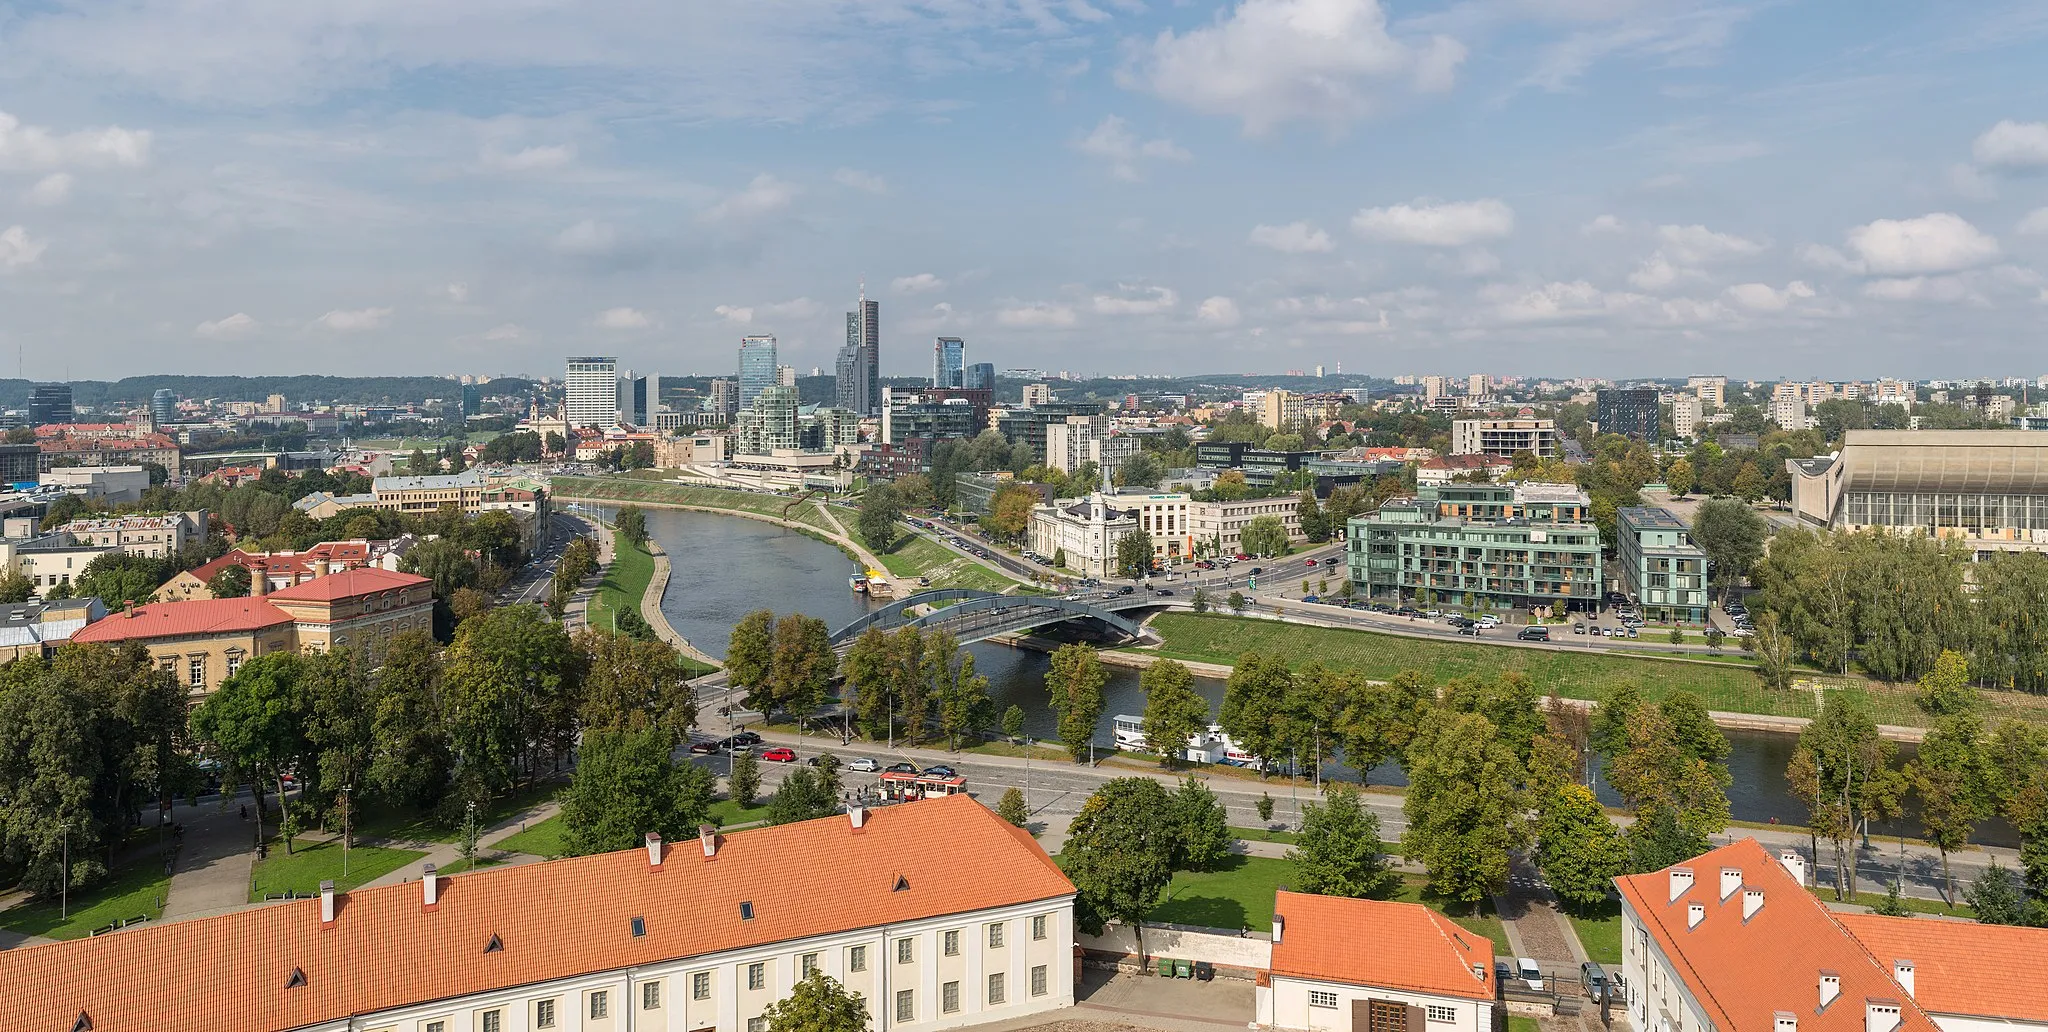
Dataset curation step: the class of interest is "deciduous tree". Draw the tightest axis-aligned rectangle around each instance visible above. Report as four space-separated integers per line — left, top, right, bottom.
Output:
562 727 714 856
207 564 252 599
1400 709 1528 906
1168 776 1231 871
765 971 869 1032
1289 787 1398 899
1140 660 1209 768
1061 779 1177 954
1045 644 1107 762
726 610 777 710
1535 783 1627 911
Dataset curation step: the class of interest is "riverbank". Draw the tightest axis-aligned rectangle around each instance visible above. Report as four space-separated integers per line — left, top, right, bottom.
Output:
553 482 890 574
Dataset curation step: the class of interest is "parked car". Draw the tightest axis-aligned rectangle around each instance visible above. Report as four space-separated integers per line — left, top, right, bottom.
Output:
846 757 882 772
1477 615 1500 628
688 739 721 755
761 747 797 763
1518 626 1551 642
922 765 957 778
1572 623 1587 635
1517 958 1545 993
1495 960 1513 986
885 762 919 775
1582 962 1608 1002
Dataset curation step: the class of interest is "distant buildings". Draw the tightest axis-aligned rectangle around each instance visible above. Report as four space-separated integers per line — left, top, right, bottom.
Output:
1616 506 1708 622
57 511 208 559
734 385 800 454
1769 395 1809 431
1044 415 1137 479
1347 482 1602 609
1671 395 1702 439
966 362 995 390
836 289 881 416
1257 389 1304 430
149 388 178 427
1788 429 2048 556
1449 418 1557 458
1414 453 1514 486
933 336 965 388
1020 383 1055 407
26 383 72 426
564 356 621 428
738 336 779 411
156 537 419 602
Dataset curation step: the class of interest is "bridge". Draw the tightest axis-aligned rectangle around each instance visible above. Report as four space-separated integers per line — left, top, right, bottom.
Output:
828 589 1180 648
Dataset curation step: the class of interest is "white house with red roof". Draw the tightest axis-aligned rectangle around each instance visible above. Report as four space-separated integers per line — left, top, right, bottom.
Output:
1259 890 1497 1032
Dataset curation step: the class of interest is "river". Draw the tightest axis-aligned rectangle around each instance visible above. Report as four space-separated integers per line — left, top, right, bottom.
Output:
628 504 2011 846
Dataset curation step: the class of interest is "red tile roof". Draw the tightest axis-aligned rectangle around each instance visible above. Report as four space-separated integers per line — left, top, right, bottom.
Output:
1838 913 2048 1023
1614 838 1941 1032
0 794 1073 1032
1270 890 1494 1001
70 597 291 643
265 566 429 602
189 542 382 584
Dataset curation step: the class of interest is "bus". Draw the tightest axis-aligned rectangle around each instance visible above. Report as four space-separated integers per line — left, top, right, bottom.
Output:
877 771 969 802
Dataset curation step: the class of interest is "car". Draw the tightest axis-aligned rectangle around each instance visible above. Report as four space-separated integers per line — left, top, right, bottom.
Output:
688 740 721 754
1116 585 1136 595
1477 615 1500 628
1495 960 1513 986
922 765 957 778
1447 616 1472 627
1249 566 1264 576
1155 588 1175 596
1302 595 1320 604
1517 958 1545 993
1518 626 1551 642
1625 625 1639 638
1234 553 1250 561
1572 623 1587 634
1423 608 1442 618
846 757 882 772
761 747 797 763
1458 625 1480 635
731 731 764 746
1581 962 1608 1002
885 762 918 775
1304 558 1317 567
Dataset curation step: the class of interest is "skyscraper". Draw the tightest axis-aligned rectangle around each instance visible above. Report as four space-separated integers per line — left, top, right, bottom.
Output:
27 383 72 427
150 388 178 427
933 337 965 388
836 286 881 416
564 357 620 428
738 335 779 410
622 372 649 426
965 362 995 391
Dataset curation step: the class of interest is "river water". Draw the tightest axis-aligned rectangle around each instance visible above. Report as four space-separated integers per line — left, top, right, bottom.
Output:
632 504 2011 845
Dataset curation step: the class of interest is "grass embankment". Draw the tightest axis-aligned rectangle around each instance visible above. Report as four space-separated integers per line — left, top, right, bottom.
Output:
551 477 835 534
1807 885 1975 919
1141 613 1939 728
0 861 172 941
1566 900 1622 965
589 536 655 634
1146 855 1508 955
874 532 1025 592
349 782 564 845
248 837 427 901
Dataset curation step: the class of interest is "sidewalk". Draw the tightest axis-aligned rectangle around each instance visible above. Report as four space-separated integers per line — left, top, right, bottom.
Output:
161 791 267 921
349 798 565 890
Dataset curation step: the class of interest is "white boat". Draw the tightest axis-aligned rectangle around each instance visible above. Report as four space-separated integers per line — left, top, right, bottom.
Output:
1112 714 1146 750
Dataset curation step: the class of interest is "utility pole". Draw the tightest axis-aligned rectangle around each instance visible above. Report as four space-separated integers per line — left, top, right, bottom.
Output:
341 784 353 879
60 822 70 920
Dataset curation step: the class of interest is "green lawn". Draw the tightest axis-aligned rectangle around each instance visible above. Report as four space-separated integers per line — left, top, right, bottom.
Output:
0 860 171 941
708 799 771 828
874 532 1026 592
1807 884 1975 918
1508 1017 1541 1032
1145 856 1505 955
495 815 571 860
1391 876 1510 956
435 856 507 876
1230 826 1300 844
1566 899 1622 965
1142 613 1937 727
349 782 563 845
590 536 655 634
551 477 835 533
247 836 427 901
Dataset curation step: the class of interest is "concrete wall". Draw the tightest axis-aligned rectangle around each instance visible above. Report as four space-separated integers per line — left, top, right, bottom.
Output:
1079 921 1273 975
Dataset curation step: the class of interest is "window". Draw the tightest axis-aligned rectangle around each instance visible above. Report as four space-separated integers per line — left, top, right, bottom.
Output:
643 982 661 1010
897 937 914 964
942 981 960 1014
896 990 915 1023
189 656 206 687
480 1012 501 1032
1308 991 1339 1009
748 963 766 991
535 999 557 1028
748 1018 766 1032
943 930 960 957
987 923 1004 949
1427 1005 1457 1024
425 1023 445 1032
1032 915 1048 941
226 654 243 677
848 945 868 972
1031 965 1048 998
589 991 609 1020
693 972 711 1000
801 953 819 977
988 973 1006 1005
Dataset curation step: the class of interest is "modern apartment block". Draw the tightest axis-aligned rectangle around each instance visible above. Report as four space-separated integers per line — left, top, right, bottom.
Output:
1346 482 1603 609
734 385 801 454
1770 395 1808 431
564 356 621 429
1616 506 1709 622
1672 395 1702 439
1258 389 1304 430
738 336 779 411
1787 429 2048 556
1449 418 1557 458
1595 388 1661 441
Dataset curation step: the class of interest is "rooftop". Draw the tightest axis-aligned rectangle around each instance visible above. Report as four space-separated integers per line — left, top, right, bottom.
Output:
265 566 429 602
1270 890 1493 1001
1837 913 2048 1024
1619 506 1690 532
373 470 486 492
70 597 293 643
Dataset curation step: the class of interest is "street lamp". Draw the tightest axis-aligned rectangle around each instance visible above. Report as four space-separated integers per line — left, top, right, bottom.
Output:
341 784 353 879
60 821 70 920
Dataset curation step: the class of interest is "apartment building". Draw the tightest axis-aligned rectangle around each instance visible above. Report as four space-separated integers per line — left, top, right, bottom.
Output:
0 795 1077 1032
1687 376 1726 409
370 471 486 514
1595 389 1661 441
1259 389 1304 430
1671 395 1702 439
1616 507 1708 622
1261 891 1496 1032
1346 482 1602 609
1449 418 1557 458
1187 495 1303 558
57 510 208 559
1770 396 1809 431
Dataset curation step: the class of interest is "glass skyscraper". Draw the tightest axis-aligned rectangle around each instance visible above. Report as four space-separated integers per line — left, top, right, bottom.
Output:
965 362 995 391
738 336 779 411
150 388 178 427
836 287 881 416
933 337 965 388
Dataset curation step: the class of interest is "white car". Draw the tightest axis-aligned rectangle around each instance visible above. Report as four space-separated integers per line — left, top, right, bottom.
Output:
845 757 882 773
1517 958 1545 993
1477 616 1500 628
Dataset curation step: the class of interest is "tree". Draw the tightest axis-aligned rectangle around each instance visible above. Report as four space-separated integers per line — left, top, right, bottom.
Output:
1605 705 1731 870
1114 530 1154 579
765 971 869 1032
1289 787 1399 899
1241 515 1290 558
1336 669 1433 784
1220 652 1294 776
190 653 314 853
1001 705 1026 740
1168 777 1231 871
578 630 698 744
925 633 993 749
1401 709 1528 906
1917 650 1976 717
1589 683 1641 762
1966 860 2030 926
857 485 903 551
727 610 777 710
770 614 836 716
996 786 1030 828
1909 714 1990 904
985 485 1040 541
766 766 840 825
1790 691 1898 899
1693 498 1766 603
0 569 34 603
728 750 762 807
1732 461 1766 501
1046 644 1107 762
562 727 714 856
1060 779 1178 955
1255 792 1275 823
1664 457 1695 498
1661 691 1730 763
440 605 581 794
1228 590 1247 614
366 631 452 810
615 505 648 549
1117 452 1164 489
1140 660 1209 768
1190 587 1210 613
73 551 170 609
840 627 895 740
1535 783 1627 911
1296 490 1330 543
1051 547 1067 569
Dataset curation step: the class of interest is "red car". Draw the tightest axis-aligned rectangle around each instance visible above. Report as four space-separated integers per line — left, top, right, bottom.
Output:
1305 558 1318 567
761 747 797 763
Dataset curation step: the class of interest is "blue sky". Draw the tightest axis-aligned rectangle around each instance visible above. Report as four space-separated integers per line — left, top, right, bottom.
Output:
1 0 2045 382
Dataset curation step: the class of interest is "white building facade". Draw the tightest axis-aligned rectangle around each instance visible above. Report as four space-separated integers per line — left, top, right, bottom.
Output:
565 356 622 429
1260 892 1496 1032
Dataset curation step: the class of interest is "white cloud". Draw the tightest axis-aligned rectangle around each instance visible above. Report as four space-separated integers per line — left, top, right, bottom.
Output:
482 143 575 171
1073 116 1189 182
1249 221 1334 253
1484 280 1649 324
1580 214 1625 236
1197 296 1242 326
1627 253 1681 291
482 323 522 341
1799 244 1859 272
1724 280 1816 312
25 173 72 206
701 173 796 223
1125 0 1466 133
1428 247 1500 277
1093 285 1180 315
1948 163 1997 201
893 273 946 294
0 110 151 170
595 307 651 329
443 283 470 304
2019 208 2048 237
1351 198 1514 246
318 307 393 331
714 305 754 325
1844 212 2001 276
1656 223 1765 264
759 297 819 320
833 168 888 194
996 302 1078 328
1862 276 1976 303
0 226 47 270
553 219 618 255
1972 119 2048 170
193 312 258 339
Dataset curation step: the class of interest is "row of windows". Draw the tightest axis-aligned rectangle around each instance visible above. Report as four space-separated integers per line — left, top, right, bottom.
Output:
1304 991 1453 1024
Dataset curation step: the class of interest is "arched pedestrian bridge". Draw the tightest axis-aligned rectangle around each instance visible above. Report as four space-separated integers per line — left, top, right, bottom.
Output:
829 589 1183 648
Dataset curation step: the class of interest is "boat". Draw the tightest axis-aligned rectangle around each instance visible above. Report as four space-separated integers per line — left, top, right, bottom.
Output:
850 575 868 593
865 570 896 599
1112 714 1146 750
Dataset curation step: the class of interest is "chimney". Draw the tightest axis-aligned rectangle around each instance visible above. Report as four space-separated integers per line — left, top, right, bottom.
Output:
422 864 439 907
123 600 136 618
645 831 664 869
1720 867 1743 901
1669 866 1695 903
252 560 269 596
1687 902 1705 930
1775 1013 1798 1032
1866 999 1902 1032
1271 914 1284 944
1892 960 1914 999
319 880 336 925
1820 971 1841 1011
1743 888 1765 921
849 804 867 829
1779 849 1808 886
699 824 717 858
313 557 330 578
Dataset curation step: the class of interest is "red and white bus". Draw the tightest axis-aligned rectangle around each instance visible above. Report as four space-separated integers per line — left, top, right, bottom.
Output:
877 771 969 802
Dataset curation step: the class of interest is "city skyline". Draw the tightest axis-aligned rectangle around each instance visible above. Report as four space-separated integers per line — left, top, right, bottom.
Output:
0 3 2046 380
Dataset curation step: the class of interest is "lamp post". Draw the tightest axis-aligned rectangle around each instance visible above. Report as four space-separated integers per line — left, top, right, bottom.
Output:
60 821 70 920
341 784 353 879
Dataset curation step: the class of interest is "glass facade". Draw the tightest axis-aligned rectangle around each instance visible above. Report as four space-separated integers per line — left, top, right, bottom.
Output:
934 337 965 388
738 336 778 411
1845 491 2048 534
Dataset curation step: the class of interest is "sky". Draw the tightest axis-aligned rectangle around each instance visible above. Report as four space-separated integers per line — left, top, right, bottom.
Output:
1 0 2046 383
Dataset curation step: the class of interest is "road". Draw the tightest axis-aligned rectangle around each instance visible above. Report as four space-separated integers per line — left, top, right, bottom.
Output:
498 511 589 607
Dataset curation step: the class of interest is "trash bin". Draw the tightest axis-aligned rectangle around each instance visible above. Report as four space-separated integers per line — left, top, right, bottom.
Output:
1175 959 1193 979
1156 958 1173 978
1194 962 1215 982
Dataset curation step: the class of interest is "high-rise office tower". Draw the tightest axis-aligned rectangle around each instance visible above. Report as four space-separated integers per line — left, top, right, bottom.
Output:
776 365 797 388
564 357 621 428
933 337 965 388
150 388 178 427
621 372 649 426
738 335 779 410
709 378 738 417
836 286 881 416
965 362 995 391
27 383 72 426
460 383 481 418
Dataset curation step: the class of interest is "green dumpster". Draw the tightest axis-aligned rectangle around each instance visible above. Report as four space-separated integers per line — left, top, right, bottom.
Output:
1175 959 1193 979
1156 958 1173 977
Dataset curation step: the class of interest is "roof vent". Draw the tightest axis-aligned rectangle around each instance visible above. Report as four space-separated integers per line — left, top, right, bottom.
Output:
1820 971 1841 1012
318 880 335 925
739 901 755 921
645 831 663 869
72 1011 94 1032
1687 901 1705 930
1775 1012 1797 1032
285 967 307 990
1865 999 1902 1032
1743 887 1765 921
631 917 646 938
699 823 718 858
422 863 439 908
894 874 910 892
1669 866 1694 903
1779 850 1808 886
1892 960 1914 1000
850 804 867 829
1719 867 1743 901
484 933 503 955
1271 914 1284 944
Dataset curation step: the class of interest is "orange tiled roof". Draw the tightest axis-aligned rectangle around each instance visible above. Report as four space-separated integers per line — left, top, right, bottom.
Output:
265 566 428 602
1838 913 2048 1023
1270 890 1494 1001
1614 838 1940 1032
69 597 291 642
0 795 1073 1032
189 542 382 584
